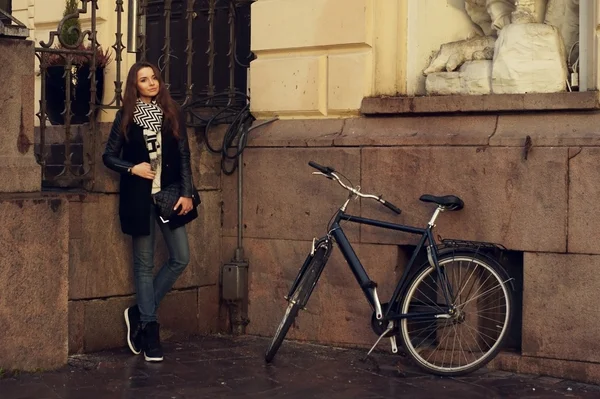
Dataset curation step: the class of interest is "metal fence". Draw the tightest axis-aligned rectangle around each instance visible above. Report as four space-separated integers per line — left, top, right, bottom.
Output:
34 0 252 189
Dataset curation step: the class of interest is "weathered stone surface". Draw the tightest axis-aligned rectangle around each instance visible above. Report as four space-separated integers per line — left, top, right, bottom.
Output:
0 39 40 192
460 60 493 93
179 190 222 288
425 61 492 96
492 112 600 147
247 119 344 148
492 24 567 94
360 147 567 252
69 289 199 353
425 72 462 95
68 301 85 355
424 36 495 75
0 157 42 193
69 194 134 299
70 191 221 299
491 352 600 385
159 289 201 339
198 284 221 334
0 197 69 370
222 148 360 241
569 148 600 254
465 0 497 36
360 92 600 115
337 115 497 146
544 0 580 63
8 336 600 396
241 237 402 346
522 253 600 364
189 127 222 190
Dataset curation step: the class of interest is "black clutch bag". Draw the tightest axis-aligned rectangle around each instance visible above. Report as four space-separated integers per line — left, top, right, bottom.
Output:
153 182 201 224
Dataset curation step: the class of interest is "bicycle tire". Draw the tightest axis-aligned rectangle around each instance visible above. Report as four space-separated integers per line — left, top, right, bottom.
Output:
399 250 513 376
265 242 331 363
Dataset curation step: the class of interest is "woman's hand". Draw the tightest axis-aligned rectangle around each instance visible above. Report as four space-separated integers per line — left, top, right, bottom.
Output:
131 162 156 180
174 197 193 215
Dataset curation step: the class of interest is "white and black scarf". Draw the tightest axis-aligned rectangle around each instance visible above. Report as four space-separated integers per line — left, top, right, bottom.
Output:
133 99 163 131
134 99 164 194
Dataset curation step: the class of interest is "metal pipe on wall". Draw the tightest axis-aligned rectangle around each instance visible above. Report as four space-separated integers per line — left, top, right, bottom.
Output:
127 0 139 53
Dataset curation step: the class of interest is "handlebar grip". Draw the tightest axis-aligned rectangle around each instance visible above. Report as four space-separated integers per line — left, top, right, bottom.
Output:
381 200 402 215
308 161 335 175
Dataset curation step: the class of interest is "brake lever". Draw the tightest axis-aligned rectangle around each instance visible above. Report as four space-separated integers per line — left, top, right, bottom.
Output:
312 171 333 180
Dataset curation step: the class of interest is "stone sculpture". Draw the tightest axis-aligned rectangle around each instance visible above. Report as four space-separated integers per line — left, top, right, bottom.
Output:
424 0 579 95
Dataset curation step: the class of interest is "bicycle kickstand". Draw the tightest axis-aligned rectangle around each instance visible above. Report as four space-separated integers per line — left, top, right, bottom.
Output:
363 321 397 360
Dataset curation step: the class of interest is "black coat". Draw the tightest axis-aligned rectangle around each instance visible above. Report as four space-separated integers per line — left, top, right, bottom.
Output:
102 107 197 236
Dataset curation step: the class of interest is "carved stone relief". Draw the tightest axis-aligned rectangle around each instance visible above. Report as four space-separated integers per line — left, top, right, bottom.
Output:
424 0 579 95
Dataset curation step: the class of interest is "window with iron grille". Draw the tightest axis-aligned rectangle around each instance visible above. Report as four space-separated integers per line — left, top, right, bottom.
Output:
143 0 252 107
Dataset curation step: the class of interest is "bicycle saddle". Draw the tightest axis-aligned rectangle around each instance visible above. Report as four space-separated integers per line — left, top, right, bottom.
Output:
419 195 464 211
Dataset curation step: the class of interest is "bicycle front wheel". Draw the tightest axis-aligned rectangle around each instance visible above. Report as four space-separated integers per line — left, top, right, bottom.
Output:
264 241 331 363
399 251 513 376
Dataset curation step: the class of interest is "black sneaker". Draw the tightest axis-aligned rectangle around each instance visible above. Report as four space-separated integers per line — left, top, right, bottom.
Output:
142 321 164 362
124 305 142 355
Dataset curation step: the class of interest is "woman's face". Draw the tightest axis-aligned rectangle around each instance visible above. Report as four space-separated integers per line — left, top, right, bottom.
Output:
136 67 160 102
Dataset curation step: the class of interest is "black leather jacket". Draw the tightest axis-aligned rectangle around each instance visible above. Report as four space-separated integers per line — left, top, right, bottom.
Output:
102 108 194 235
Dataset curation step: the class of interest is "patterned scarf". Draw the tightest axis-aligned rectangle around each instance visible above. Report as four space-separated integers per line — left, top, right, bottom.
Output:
133 99 163 132
133 99 164 194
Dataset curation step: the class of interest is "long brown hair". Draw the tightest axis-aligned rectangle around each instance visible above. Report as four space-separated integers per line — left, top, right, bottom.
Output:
120 61 180 139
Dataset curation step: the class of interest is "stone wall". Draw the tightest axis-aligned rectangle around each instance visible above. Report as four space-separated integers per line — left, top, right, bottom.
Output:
0 39 40 192
223 112 600 384
0 196 69 371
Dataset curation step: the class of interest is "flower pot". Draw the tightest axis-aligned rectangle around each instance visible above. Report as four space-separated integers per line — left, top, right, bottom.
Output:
45 65 105 125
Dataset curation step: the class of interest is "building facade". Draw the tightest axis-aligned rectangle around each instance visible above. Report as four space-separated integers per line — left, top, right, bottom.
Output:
3 0 600 383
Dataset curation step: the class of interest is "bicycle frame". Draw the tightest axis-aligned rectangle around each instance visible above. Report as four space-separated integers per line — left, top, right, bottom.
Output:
288 206 457 323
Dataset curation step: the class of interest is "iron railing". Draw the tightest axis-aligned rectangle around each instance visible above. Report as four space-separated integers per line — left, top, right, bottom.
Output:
35 0 252 189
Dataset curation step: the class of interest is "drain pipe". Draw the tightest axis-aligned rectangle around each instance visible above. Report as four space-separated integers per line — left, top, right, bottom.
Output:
221 118 277 335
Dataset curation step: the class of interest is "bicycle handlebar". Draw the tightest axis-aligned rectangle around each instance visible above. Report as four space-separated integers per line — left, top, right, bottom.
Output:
308 161 402 215
308 161 334 175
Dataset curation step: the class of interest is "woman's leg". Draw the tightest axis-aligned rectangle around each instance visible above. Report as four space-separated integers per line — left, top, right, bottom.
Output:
153 222 190 307
131 217 158 324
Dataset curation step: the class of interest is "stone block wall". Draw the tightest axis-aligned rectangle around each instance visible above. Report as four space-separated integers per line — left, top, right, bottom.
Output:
0 39 40 192
222 112 600 384
0 197 69 371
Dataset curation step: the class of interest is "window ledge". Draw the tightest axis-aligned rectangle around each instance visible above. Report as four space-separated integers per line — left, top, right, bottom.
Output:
361 92 600 115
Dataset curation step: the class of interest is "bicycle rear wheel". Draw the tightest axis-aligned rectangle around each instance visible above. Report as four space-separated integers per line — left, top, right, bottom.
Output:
264 241 332 363
399 250 513 376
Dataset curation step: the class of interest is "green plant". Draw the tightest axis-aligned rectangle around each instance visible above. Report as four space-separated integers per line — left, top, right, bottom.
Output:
60 0 81 46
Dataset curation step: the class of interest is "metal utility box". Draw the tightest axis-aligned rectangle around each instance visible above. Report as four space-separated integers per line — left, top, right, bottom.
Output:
221 261 248 301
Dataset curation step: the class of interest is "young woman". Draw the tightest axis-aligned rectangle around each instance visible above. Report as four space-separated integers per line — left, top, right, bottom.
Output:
103 61 198 362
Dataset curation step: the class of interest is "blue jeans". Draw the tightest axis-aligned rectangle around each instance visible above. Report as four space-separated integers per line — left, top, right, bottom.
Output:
132 211 190 324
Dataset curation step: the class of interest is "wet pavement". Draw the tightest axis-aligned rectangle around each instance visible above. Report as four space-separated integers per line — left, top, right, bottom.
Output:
1 335 599 398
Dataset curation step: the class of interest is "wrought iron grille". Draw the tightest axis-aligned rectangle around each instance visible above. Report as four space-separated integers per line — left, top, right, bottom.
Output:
35 0 252 189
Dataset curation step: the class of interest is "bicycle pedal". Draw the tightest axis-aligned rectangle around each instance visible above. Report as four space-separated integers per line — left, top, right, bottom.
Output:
390 336 398 354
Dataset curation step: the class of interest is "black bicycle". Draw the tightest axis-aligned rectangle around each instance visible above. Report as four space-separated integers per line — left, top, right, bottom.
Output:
264 161 514 376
